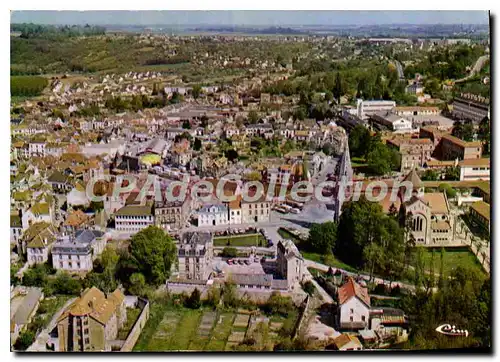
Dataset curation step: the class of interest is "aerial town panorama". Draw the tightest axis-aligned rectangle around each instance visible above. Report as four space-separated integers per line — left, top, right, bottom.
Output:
9 10 491 352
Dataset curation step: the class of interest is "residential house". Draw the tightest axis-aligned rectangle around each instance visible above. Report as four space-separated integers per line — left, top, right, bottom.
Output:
52 230 106 273
241 194 271 223
11 213 23 245
405 82 424 95
245 123 274 139
337 277 371 330
22 202 54 230
56 287 126 351
154 198 190 231
114 205 154 234
48 171 73 193
228 197 242 225
22 222 57 265
176 232 214 281
330 334 363 351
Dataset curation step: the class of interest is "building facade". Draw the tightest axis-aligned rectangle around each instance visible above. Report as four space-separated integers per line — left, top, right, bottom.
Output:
114 205 154 233
57 287 126 352
176 232 214 281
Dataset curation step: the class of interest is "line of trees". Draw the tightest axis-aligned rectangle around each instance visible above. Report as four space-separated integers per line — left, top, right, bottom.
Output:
11 75 48 97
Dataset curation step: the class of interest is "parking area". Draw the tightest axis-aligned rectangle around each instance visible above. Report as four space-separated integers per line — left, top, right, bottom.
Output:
212 257 268 276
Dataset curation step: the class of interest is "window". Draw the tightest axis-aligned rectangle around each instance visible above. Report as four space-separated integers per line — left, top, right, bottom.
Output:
350 308 354 314
362 316 366 322
350 316 354 322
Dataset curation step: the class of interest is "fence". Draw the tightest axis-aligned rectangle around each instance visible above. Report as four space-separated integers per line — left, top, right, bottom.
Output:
119 297 150 352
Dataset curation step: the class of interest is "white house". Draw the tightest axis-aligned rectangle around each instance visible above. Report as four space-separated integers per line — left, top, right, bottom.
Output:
337 277 371 330
198 204 228 226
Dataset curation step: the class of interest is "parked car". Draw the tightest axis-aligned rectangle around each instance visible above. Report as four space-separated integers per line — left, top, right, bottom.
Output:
244 260 250 265
238 259 244 265
227 260 233 265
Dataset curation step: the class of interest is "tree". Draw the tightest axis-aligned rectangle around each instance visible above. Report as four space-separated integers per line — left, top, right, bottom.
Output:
193 138 202 151
452 120 474 142
348 125 372 158
129 226 177 286
51 272 83 295
478 116 490 155
224 149 239 162
302 280 316 296
182 120 191 129
191 84 202 99
306 222 337 254
247 110 259 124
421 169 440 181
129 272 146 296
221 247 238 258
13 330 36 351
366 141 393 176
185 288 202 309
333 72 344 102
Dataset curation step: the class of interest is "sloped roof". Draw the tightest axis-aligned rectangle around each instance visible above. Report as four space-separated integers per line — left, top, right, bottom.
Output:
338 277 370 307
57 287 124 326
332 333 362 350
403 169 422 188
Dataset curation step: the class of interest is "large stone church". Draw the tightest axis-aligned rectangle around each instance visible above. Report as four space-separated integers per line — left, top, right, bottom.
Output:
399 170 454 245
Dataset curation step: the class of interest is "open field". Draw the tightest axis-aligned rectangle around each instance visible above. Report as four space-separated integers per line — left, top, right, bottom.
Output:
133 303 295 351
410 246 485 277
214 233 266 247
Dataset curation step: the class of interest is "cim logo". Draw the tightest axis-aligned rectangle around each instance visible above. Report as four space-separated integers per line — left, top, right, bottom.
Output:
435 324 469 337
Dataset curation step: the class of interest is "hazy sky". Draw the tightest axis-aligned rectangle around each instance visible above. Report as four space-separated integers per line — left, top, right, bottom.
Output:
10 10 489 26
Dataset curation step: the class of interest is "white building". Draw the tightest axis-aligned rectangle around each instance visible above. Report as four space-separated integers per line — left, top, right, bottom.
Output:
51 230 107 273
28 142 46 157
356 99 396 120
198 204 228 226
337 277 371 330
114 205 154 234
459 158 490 181
370 112 413 133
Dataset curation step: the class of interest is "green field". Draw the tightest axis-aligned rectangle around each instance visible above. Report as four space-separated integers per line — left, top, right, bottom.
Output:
410 247 485 276
214 233 266 247
133 302 295 351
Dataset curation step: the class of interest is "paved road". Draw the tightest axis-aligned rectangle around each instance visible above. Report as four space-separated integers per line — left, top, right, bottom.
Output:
455 54 490 83
304 259 418 292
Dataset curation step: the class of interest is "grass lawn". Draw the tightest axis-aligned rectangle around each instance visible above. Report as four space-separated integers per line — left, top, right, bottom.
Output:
351 156 368 168
278 228 358 273
301 251 359 273
214 233 266 247
410 247 485 276
133 302 300 352
117 307 141 340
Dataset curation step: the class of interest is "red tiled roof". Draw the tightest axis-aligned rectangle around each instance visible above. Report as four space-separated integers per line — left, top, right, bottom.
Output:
338 277 370 307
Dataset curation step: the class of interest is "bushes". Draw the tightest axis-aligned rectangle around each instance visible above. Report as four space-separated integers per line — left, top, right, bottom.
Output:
184 288 202 309
11 76 48 97
438 183 457 199
221 247 238 258
302 280 316 296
